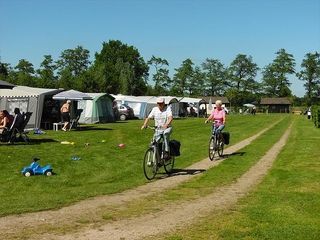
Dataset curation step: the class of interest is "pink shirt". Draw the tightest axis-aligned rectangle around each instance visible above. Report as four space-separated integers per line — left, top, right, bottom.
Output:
210 108 225 126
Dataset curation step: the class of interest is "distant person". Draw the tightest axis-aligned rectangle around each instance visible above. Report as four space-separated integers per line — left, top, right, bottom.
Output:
141 97 173 160
252 106 256 115
307 107 311 119
60 100 71 131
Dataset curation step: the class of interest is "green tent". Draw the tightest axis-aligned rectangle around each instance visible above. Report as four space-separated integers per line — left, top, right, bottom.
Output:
78 93 115 123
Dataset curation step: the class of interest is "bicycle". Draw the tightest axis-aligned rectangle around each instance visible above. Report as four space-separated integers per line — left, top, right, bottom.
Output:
143 126 175 180
208 124 225 160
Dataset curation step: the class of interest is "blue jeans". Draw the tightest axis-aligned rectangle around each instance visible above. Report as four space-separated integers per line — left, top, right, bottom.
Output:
212 124 224 135
154 127 172 152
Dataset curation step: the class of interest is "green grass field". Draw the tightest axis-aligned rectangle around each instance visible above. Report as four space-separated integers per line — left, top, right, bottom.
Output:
156 115 320 240
0 114 281 216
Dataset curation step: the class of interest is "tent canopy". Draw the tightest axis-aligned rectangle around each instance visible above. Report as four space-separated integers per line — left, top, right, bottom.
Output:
52 89 92 100
0 80 15 89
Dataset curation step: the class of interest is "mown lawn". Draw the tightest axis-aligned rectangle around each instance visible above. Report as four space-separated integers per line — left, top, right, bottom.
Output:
159 115 320 240
0 114 281 216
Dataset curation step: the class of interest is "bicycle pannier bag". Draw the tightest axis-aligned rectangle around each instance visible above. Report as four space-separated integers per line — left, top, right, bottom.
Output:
169 140 181 156
222 132 230 145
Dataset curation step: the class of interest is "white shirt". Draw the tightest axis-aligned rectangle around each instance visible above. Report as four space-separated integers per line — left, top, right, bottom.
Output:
148 105 172 127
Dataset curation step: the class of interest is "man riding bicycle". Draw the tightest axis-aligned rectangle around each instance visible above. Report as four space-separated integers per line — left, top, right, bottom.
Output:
205 100 226 134
141 97 173 160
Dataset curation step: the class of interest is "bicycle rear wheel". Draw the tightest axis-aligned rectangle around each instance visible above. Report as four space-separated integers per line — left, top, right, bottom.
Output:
208 136 216 161
164 155 175 174
143 148 157 180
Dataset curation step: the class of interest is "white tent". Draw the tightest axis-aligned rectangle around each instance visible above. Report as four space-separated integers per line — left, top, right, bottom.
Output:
78 93 115 123
0 86 61 129
178 97 207 117
112 95 179 119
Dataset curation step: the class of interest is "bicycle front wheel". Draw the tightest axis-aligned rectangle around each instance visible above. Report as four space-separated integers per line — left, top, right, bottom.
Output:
208 136 216 161
143 148 157 180
164 155 175 174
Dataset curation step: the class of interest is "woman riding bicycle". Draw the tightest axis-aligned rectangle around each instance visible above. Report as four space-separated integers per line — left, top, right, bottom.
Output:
141 97 173 160
205 100 226 134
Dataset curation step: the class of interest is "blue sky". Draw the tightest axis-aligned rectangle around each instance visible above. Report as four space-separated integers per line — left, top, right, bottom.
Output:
1 0 320 97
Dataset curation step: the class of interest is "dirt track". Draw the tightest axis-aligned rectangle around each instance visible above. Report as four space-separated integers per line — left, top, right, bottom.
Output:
0 122 291 240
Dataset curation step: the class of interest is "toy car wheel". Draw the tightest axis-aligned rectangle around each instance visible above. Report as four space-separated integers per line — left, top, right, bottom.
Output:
45 170 52 176
24 171 32 177
119 114 126 121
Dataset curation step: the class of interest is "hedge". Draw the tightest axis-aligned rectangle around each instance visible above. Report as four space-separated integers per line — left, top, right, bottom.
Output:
311 105 320 128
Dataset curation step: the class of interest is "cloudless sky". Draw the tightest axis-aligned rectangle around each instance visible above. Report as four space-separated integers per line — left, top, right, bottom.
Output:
1 0 320 97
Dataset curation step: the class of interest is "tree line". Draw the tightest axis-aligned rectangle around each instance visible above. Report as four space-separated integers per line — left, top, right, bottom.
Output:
0 39 319 106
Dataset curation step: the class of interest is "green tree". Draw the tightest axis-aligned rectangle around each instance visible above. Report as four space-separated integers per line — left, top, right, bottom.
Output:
56 46 90 77
36 55 57 88
0 61 9 78
189 66 205 96
93 40 149 95
297 52 320 104
147 55 171 95
56 46 91 90
262 49 296 97
228 54 259 92
172 58 194 96
201 58 227 96
14 59 36 86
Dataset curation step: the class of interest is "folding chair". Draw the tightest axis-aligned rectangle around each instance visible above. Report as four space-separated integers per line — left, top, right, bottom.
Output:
69 109 83 131
8 112 33 143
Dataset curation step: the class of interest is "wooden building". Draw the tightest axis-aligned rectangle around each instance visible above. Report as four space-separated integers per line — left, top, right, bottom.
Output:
260 97 291 113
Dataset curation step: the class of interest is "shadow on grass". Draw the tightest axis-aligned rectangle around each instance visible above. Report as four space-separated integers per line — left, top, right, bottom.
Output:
1 138 59 146
224 151 246 158
154 168 206 179
76 126 113 131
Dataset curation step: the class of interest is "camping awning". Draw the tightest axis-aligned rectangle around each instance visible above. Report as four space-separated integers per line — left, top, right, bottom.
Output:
52 90 93 100
0 80 15 89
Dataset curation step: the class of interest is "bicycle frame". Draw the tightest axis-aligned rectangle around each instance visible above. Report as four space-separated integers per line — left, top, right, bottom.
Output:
143 126 175 180
208 124 224 160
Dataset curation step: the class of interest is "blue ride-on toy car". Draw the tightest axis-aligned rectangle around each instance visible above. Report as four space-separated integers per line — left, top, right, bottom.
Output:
21 157 53 177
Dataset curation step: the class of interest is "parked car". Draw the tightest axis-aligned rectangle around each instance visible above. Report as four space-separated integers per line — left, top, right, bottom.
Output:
118 104 134 120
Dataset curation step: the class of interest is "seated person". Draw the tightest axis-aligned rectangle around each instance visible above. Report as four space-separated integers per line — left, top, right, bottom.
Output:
3 110 14 127
0 110 11 134
10 108 24 130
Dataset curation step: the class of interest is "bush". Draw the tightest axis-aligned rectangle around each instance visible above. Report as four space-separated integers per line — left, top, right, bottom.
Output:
311 105 320 128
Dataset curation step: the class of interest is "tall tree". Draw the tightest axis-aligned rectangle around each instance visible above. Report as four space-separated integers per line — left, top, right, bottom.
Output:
147 55 171 95
228 54 259 92
201 58 226 96
93 40 149 95
296 52 320 103
14 59 36 86
55 46 91 90
190 66 205 96
262 49 295 97
0 61 9 78
36 55 57 88
56 46 91 77
172 58 194 96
